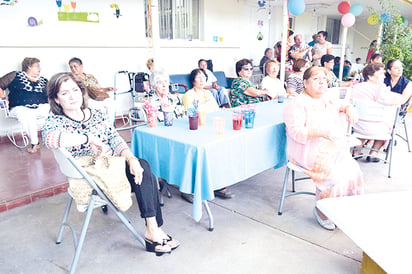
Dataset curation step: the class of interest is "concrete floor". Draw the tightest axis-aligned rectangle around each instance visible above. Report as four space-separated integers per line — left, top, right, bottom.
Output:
1 118 412 274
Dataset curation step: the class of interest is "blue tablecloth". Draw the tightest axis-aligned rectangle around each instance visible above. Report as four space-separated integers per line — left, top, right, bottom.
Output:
131 100 288 221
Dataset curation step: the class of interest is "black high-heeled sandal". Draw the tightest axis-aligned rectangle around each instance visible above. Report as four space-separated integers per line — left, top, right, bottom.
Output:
163 234 180 250
145 238 171 256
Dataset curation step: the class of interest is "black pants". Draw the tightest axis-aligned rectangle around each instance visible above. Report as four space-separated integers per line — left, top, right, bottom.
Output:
125 159 163 227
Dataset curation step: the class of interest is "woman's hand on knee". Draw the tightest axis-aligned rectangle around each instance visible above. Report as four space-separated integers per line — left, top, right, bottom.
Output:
129 158 144 185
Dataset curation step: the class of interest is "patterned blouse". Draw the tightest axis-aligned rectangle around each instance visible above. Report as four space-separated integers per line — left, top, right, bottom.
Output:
0 71 48 109
286 74 304 94
41 108 128 158
152 92 185 121
230 77 266 107
83 74 99 88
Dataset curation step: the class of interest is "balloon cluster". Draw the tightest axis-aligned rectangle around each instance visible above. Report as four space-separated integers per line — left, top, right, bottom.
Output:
288 0 305 16
338 1 363 28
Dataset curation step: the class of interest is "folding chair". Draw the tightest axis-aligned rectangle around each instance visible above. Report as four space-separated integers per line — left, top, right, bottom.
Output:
351 99 399 178
395 103 411 152
52 147 145 274
0 98 29 148
278 161 315 215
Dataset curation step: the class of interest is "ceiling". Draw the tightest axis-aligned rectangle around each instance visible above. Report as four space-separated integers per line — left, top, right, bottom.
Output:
249 0 412 21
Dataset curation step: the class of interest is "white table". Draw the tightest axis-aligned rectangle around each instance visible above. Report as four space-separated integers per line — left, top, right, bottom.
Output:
317 191 412 273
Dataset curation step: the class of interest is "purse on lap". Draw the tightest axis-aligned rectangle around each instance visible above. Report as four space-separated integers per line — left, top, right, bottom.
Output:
69 155 132 212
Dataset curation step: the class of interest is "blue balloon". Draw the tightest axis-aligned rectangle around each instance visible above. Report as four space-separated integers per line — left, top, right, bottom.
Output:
288 0 306 16
349 4 363 17
380 13 391 24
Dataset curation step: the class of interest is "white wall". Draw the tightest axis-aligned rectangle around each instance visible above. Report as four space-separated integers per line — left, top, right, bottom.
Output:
1 0 372 117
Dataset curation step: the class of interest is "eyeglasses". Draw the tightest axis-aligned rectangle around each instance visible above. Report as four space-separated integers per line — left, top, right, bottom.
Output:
242 66 253 71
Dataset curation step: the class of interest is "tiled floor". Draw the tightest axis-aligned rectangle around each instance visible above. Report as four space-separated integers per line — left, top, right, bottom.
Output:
0 125 133 212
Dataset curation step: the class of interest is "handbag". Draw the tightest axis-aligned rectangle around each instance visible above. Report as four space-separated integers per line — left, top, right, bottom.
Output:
87 86 110 101
69 155 132 212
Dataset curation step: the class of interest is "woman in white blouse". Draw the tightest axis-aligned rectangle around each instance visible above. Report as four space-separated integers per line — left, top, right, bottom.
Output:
260 60 286 98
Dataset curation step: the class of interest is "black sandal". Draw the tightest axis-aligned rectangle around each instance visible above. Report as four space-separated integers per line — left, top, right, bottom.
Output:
145 238 171 256
163 234 180 250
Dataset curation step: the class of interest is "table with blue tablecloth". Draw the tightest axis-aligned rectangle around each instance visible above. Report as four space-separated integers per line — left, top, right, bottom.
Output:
131 100 288 229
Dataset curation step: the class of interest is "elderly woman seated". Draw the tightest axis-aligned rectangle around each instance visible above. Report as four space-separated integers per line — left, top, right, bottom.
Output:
260 60 285 98
283 66 364 230
229 58 276 107
0 57 50 153
351 63 412 162
151 70 184 121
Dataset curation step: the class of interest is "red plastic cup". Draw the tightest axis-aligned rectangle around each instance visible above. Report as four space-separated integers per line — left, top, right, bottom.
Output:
232 112 242 130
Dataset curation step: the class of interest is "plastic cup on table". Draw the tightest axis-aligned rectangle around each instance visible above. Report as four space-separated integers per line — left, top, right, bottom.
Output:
198 111 206 126
188 113 199 130
213 117 225 135
240 105 249 120
232 112 242 130
244 109 255 129
147 111 158 128
278 94 285 103
163 111 174 126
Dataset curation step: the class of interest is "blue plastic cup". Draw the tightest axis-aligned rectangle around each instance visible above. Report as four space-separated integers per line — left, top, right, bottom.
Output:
244 110 255 129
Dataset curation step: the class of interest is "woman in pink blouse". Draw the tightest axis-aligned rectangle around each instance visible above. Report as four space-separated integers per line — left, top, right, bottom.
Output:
283 66 364 230
351 63 412 162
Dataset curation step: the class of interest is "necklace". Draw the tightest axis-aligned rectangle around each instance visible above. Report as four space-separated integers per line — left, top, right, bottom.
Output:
64 109 85 123
23 71 40 82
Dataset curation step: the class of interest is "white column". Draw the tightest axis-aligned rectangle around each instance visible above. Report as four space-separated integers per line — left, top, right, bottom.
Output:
280 0 289 83
339 26 348 81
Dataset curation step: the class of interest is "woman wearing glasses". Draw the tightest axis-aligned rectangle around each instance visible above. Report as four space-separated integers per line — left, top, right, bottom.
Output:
229 59 276 107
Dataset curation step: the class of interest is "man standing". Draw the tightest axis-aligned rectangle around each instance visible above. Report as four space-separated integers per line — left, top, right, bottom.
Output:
198 59 230 108
289 34 312 64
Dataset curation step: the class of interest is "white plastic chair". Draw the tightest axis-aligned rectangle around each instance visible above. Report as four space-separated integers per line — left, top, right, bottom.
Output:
351 99 399 178
0 98 29 148
278 161 315 215
52 147 145 274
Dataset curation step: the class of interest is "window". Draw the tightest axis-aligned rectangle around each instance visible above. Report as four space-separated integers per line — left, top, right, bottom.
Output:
326 18 341 44
145 0 200 40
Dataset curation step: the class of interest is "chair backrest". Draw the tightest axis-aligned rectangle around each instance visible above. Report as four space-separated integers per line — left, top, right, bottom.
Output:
327 87 352 101
52 148 84 179
352 99 397 123
169 74 191 94
214 71 229 88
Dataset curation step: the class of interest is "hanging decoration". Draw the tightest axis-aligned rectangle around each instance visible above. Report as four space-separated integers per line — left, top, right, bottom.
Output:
257 20 264 40
349 3 363 16
341 13 355 27
380 13 391 24
337 1 350 14
0 0 17 6
27 16 43 27
288 0 305 16
257 1 266 8
368 14 380 25
110 3 120 18
57 0 99 23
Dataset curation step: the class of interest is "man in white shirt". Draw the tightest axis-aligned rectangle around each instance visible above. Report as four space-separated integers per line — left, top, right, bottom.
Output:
198 59 230 108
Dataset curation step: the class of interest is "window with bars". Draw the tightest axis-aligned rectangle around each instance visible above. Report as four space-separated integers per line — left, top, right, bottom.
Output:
145 0 200 40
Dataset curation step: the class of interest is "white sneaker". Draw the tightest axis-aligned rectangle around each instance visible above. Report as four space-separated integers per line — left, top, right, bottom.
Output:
313 207 336 230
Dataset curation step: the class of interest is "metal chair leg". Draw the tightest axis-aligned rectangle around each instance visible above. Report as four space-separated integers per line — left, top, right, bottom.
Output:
403 120 411 152
278 166 290 215
56 194 73 245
